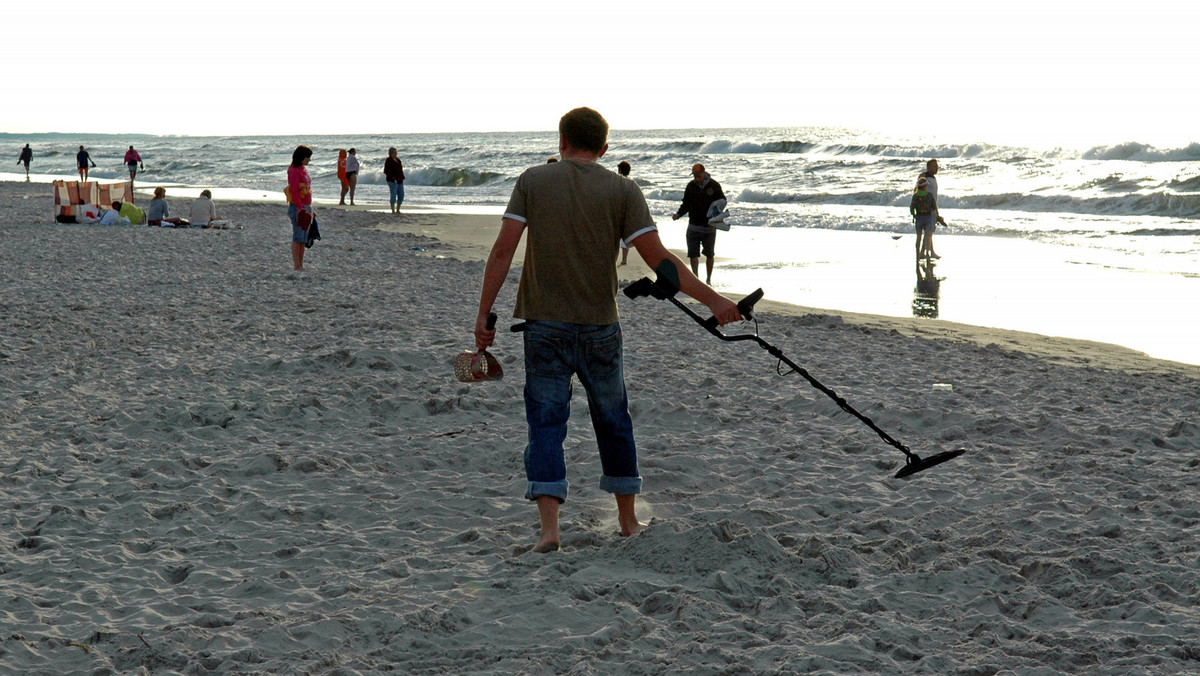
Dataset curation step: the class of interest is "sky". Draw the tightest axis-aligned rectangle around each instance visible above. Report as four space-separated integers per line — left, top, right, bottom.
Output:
4 1 1198 148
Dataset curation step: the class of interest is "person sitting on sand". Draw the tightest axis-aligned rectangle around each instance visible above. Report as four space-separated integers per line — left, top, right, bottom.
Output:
146 186 189 227
474 107 741 554
188 190 221 228
95 203 130 226
118 199 145 225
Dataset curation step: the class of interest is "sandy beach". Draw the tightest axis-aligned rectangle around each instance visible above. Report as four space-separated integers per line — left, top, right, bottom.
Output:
2 180 1199 674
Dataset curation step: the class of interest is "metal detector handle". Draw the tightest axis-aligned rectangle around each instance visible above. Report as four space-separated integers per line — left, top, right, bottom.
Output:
486 313 497 331
701 288 764 332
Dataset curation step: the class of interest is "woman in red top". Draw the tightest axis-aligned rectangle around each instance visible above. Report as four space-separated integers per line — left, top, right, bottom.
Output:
287 145 314 271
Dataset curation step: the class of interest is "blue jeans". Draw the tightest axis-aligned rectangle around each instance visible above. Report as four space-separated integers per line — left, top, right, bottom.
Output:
388 181 404 208
523 321 640 503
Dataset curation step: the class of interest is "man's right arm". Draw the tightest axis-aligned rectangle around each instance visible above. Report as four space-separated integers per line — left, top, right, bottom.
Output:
475 217 526 349
629 230 741 325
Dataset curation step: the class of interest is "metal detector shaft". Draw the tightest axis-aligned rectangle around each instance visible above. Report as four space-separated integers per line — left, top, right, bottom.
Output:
625 261 965 478
658 291 920 462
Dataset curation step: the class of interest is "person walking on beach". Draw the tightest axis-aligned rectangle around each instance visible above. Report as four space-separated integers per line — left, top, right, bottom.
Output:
384 147 406 214
617 160 632 265
337 149 349 205
919 159 945 259
910 176 938 260
672 163 726 285
287 145 315 271
344 148 360 206
124 145 144 182
474 107 741 554
17 144 33 179
77 146 95 182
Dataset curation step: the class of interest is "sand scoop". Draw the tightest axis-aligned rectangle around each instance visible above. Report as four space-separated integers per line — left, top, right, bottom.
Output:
624 262 965 479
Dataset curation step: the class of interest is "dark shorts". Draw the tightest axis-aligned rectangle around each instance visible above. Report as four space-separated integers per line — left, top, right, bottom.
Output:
345 171 357 178
686 227 716 258
914 213 936 232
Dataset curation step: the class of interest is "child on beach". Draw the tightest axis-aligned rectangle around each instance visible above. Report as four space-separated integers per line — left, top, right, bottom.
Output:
910 176 939 260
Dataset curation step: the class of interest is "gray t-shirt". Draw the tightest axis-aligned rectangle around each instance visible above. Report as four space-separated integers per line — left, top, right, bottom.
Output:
504 159 657 325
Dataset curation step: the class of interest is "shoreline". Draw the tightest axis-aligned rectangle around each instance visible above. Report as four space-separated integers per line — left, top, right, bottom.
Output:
4 178 1196 375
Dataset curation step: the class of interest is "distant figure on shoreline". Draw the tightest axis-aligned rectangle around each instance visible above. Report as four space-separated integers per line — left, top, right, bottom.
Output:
384 147 406 214
672 163 726 285
546 156 558 163
910 176 938 260
147 186 188 227
124 146 144 182
17 144 32 179
344 148 360 206
188 189 223 228
617 160 632 265
918 159 945 259
287 146 315 271
77 146 95 182
337 149 349 205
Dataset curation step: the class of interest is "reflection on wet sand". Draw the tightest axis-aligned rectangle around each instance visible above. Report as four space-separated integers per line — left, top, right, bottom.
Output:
912 258 941 318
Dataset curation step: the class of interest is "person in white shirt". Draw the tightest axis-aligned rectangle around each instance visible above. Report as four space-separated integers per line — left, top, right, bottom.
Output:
344 148 360 206
188 190 220 228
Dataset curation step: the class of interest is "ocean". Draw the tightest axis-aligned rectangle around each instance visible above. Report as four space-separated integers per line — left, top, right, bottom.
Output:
3 128 1198 364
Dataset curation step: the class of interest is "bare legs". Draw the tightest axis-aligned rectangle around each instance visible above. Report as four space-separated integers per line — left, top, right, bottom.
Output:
691 256 713 285
291 241 305 271
532 493 644 553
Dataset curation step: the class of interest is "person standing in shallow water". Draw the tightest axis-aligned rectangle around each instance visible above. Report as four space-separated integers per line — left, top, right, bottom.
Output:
919 159 945 259
474 107 741 554
344 148 360 205
673 163 726 285
287 146 315 271
617 160 633 265
17 144 33 179
77 146 94 182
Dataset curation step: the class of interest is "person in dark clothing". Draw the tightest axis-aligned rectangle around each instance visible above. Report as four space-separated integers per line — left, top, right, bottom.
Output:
17 144 33 178
384 147 406 214
672 163 726 285
77 146 95 182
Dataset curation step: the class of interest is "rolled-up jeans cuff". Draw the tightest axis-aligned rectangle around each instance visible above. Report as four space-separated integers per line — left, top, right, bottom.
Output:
526 480 569 503
599 475 641 495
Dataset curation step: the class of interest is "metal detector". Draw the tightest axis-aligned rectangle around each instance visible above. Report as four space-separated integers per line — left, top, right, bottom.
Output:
624 261 965 479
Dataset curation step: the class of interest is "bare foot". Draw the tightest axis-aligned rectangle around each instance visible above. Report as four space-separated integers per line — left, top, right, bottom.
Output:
532 537 560 553
619 520 646 537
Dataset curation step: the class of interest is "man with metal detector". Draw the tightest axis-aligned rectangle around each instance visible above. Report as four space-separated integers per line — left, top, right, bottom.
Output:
474 107 742 554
